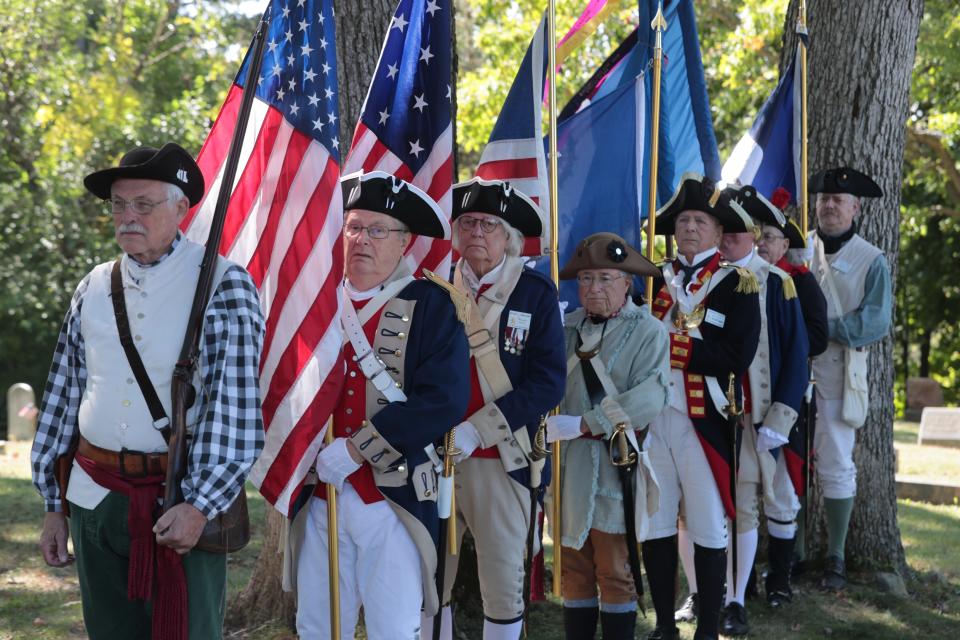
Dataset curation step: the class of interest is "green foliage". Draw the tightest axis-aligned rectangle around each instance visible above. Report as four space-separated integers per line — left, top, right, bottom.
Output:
0 0 255 430
894 0 960 407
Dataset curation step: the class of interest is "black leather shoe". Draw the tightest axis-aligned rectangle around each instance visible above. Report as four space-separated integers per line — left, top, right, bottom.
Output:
719 602 750 636
646 626 680 640
820 555 847 591
674 592 698 624
791 558 808 579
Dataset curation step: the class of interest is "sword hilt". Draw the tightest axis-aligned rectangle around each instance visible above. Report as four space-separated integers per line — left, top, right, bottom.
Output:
530 414 550 461
609 422 637 467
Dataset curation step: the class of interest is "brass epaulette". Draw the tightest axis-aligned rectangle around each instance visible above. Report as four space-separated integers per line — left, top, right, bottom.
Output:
421 269 470 324
722 265 760 295
769 265 797 300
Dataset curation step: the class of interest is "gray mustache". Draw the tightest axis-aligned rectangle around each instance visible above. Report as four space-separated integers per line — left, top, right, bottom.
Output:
118 223 147 234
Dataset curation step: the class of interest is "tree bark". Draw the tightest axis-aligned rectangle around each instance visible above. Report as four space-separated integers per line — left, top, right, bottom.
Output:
781 0 923 574
227 510 296 630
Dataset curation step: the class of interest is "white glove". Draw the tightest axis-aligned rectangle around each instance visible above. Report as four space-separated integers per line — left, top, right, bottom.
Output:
546 415 583 443
453 421 482 463
315 437 362 491
756 427 789 453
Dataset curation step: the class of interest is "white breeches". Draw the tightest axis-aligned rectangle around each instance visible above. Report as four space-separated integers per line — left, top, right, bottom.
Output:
814 394 857 499
297 486 423 639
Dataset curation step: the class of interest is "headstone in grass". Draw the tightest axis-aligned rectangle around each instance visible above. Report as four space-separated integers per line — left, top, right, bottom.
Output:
918 407 960 447
6 383 37 441
907 377 944 411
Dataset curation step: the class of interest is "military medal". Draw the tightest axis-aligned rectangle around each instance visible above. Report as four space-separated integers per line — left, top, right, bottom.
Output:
505 311 532 355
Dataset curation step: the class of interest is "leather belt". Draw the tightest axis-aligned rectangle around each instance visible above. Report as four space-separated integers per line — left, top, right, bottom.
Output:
78 436 168 477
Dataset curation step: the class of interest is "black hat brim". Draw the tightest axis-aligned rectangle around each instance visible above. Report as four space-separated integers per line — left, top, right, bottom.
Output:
725 185 785 228
783 218 806 249
810 167 883 198
84 143 205 207
341 171 449 239
452 177 543 237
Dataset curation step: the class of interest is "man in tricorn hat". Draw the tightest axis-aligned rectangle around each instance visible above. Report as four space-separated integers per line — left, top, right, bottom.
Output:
288 171 470 638
672 184 808 637
545 232 669 640
32 143 266 638
755 188 829 592
424 178 566 640
640 173 761 640
808 167 892 591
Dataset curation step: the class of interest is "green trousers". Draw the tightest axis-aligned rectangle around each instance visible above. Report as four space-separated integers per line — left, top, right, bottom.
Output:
69 492 227 640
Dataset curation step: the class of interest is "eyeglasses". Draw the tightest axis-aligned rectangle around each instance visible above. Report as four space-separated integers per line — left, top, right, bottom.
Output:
343 222 406 240
457 216 503 233
109 197 169 215
759 232 786 243
577 273 627 288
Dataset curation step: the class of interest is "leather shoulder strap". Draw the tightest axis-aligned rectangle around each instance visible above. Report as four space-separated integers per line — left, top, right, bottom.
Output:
110 259 171 436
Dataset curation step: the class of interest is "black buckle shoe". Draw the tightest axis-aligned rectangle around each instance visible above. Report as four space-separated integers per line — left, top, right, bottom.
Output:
674 592 698 624
820 555 847 591
719 602 750 637
766 587 793 609
646 626 680 640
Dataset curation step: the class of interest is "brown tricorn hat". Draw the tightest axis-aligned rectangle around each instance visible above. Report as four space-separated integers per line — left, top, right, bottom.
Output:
559 232 660 280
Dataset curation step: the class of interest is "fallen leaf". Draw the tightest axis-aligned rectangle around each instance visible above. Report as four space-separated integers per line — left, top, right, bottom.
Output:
32 618 46 627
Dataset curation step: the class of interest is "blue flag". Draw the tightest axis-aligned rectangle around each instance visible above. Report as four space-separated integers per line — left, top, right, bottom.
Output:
545 0 720 308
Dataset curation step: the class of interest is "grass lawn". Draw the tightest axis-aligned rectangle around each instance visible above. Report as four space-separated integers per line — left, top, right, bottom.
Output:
894 420 960 484
3 438 960 639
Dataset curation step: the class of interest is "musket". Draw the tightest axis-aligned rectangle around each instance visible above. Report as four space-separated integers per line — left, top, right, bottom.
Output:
162 18 269 514
609 422 646 615
433 427 461 640
803 370 816 558
524 415 550 633
724 373 743 589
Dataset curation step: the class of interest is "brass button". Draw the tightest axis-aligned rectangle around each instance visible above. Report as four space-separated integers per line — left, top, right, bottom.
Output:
514 458 523 464
402 315 409 322
395 382 402 388
137 313 145 319
394 349 402 357
350 371 357 378
345 427 352 434
361 420 368 427
398 465 405 473
499 424 508 430
122 400 131 407
127 378 134 385
134 335 142 342
424 490 432 497
346 408 353 415
398 332 406 339
347 389 354 396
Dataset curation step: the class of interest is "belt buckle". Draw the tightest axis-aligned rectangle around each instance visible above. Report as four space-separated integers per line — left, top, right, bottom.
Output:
118 448 150 478
467 327 493 349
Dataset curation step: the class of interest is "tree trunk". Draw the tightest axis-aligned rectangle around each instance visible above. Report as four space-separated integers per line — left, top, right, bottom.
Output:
227 510 296 630
782 0 922 574
334 0 396 152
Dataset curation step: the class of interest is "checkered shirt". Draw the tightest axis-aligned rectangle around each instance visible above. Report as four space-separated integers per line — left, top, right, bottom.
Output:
31 236 265 517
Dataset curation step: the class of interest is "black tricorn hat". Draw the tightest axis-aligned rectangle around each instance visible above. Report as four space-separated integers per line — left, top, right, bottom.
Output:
84 143 205 207
723 184 785 228
559 232 660 280
340 171 449 239
810 167 883 198
452 177 543 238
655 173 754 234
767 187 806 249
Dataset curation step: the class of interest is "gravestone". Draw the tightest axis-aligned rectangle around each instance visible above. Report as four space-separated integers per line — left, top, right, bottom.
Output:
918 407 960 447
906 377 944 410
6 383 37 441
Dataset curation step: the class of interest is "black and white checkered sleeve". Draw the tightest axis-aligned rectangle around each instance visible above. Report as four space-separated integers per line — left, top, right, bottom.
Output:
31 275 90 513
182 264 265 518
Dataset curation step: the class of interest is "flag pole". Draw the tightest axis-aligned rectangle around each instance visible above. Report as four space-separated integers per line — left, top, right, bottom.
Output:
546 0 563 600
324 421 341 639
799 0 809 236
645 4 667 308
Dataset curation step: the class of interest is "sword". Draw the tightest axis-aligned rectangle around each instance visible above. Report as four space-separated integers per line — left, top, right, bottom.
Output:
433 428 460 640
609 422 646 615
724 373 743 589
803 371 816 559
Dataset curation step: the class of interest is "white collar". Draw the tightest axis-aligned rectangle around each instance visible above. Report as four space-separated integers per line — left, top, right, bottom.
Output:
460 255 506 296
729 248 755 268
677 247 718 267
344 278 385 301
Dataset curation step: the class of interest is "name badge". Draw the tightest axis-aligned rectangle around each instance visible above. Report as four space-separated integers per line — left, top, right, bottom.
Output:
832 259 851 274
507 311 532 330
705 309 726 328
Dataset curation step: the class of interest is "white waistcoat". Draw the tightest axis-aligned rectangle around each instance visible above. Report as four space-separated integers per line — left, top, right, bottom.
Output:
67 238 230 509
810 234 881 399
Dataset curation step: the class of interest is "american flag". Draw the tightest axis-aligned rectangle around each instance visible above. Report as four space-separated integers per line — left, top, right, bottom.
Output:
343 0 453 277
475 14 549 256
181 0 345 517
